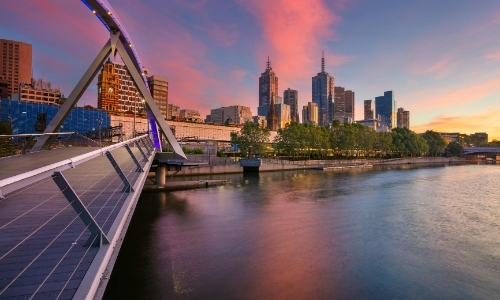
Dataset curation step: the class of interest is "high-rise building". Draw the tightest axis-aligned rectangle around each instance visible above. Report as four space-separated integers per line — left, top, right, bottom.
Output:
364 100 374 120
302 102 319 125
258 57 278 130
375 91 397 129
333 86 345 123
312 52 334 126
147 75 168 119
283 88 299 122
0 39 32 98
397 107 410 128
19 78 62 105
334 87 354 123
180 109 200 118
345 90 355 121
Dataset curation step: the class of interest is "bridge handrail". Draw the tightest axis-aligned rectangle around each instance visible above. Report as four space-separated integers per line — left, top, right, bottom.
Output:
0 132 76 138
0 134 151 199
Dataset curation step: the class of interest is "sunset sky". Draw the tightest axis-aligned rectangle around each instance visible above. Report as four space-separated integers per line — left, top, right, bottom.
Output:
1 0 499 139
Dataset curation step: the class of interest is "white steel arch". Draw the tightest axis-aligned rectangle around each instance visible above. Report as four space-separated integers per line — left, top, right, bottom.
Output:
32 0 186 159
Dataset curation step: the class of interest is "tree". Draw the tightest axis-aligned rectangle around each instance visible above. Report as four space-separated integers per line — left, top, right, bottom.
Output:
0 120 16 158
421 130 447 156
444 141 464 157
391 127 428 157
230 122 270 156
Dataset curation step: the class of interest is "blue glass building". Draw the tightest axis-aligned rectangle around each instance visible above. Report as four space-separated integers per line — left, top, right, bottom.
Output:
0 99 110 135
312 55 334 126
375 91 396 129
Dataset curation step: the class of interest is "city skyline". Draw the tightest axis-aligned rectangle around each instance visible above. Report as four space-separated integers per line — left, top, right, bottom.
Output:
1 1 499 138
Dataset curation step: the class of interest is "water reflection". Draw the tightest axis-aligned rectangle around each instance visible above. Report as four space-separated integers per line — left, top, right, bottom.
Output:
104 164 500 300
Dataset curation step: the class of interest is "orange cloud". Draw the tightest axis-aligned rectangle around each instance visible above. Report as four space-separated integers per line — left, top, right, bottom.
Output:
412 109 500 140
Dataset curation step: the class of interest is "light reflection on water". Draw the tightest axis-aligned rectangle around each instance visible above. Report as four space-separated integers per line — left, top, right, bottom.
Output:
104 164 500 300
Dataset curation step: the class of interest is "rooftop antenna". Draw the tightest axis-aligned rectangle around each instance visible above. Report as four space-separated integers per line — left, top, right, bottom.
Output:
321 50 325 73
266 56 271 71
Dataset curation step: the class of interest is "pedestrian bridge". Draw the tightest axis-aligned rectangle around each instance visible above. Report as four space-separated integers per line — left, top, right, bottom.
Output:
0 135 156 299
464 147 500 155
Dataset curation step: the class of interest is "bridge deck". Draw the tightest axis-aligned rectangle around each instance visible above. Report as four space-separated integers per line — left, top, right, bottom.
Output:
0 145 153 299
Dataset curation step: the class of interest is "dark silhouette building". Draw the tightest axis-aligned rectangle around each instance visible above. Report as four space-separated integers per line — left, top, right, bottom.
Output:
283 88 299 122
258 57 278 130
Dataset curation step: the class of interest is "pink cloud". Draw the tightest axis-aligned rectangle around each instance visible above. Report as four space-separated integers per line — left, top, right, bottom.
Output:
405 78 500 113
484 52 500 60
407 57 456 80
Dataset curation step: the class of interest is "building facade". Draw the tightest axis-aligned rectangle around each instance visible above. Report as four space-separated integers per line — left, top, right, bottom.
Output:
0 39 32 98
364 100 374 120
312 54 334 126
345 90 355 121
206 105 253 125
275 103 291 129
167 103 180 119
97 61 152 115
375 91 397 129
283 88 299 122
302 102 319 125
333 86 345 123
19 78 62 105
258 57 279 130
253 115 267 128
147 75 168 119
397 107 410 128
1 99 109 135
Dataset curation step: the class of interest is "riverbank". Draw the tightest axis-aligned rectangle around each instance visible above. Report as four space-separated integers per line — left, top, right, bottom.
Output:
160 156 465 177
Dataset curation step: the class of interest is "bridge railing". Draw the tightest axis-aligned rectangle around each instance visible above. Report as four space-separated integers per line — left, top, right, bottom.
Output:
0 132 103 158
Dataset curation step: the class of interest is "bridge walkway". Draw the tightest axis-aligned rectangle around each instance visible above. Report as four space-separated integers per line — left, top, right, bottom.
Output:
0 139 154 299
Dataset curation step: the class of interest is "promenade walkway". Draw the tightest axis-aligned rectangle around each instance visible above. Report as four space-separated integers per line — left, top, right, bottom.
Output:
0 140 154 299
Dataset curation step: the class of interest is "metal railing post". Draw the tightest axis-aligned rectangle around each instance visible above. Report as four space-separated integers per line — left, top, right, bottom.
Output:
105 151 134 193
52 171 110 248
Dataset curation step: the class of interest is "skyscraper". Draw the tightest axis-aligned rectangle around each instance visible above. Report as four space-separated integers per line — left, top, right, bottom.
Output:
312 52 334 126
147 75 168 119
0 39 32 98
283 88 299 122
364 100 374 120
333 86 345 123
258 57 278 130
397 107 410 128
375 91 397 129
345 90 355 121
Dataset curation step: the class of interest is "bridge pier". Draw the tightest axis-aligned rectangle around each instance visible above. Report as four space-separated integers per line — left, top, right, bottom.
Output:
156 165 166 185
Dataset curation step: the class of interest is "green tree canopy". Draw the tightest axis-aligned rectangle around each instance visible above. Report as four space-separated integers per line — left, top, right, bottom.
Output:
421 130 447 156
230 121 270 156
392 127 429 157
444 141 464 157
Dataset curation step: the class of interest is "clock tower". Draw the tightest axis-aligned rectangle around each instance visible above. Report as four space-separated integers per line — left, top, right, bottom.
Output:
97 61 119 112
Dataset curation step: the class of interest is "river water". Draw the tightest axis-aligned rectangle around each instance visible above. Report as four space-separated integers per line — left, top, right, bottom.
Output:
104 164 500 300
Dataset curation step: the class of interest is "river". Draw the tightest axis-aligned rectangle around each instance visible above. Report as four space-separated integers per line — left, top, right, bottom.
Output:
103 164 500 299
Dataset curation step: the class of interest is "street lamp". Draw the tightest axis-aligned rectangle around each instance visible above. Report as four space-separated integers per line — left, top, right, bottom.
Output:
21 111 26 134
133 92 138 138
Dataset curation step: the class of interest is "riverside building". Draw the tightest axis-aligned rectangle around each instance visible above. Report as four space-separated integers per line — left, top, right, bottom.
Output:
312 52 334 126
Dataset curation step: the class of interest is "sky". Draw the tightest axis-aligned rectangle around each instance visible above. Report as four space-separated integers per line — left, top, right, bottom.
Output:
1 0 500 139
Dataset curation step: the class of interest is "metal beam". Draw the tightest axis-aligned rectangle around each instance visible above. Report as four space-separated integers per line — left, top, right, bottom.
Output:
32 39 114 152
52 171 110 248
115 39 186 159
